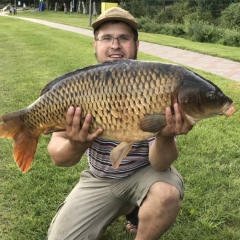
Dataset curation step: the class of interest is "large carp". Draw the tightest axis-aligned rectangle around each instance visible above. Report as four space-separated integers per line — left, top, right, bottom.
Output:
0 60 236 172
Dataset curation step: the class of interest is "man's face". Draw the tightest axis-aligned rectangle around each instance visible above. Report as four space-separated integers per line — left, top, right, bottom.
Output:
94 22 139 63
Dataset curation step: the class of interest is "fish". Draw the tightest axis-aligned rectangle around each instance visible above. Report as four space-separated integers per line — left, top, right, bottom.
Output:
0 60 236 172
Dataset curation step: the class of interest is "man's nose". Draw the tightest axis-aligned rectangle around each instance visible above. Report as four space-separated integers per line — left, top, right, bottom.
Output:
111 38 121 48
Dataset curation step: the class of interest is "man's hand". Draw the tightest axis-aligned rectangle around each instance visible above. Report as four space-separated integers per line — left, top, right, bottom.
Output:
47 106 103 167
149 103 193 170
159 103 193 138
65 106 103 150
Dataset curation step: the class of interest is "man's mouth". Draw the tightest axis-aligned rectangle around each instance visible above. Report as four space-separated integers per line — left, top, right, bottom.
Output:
108 54 125 59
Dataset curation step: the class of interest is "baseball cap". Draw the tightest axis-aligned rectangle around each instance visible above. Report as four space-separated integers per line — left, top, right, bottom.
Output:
92 7 138 32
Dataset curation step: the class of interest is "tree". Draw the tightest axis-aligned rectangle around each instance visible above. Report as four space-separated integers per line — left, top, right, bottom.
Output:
220 2 240 29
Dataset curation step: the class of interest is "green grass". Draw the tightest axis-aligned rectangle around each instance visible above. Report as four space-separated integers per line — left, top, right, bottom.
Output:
0 15 240 240
12 10 240 62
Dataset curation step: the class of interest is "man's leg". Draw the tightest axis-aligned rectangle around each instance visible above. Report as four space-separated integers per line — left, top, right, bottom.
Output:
126 207 139 234
48 170 127 240
97 203 136 240
114 165 184 239
135 182 181 240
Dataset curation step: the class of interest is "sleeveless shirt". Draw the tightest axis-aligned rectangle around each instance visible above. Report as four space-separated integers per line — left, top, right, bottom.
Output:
86 137 155 179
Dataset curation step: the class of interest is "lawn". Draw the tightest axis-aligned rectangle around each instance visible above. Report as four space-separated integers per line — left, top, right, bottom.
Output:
0 14 240 240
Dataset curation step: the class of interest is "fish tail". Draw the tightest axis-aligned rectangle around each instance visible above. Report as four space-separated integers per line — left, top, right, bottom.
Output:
0 111 39 173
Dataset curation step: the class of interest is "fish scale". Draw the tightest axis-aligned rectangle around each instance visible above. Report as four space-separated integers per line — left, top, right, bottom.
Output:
0 60 236 172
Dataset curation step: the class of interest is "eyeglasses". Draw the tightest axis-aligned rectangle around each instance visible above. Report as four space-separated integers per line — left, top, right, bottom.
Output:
95 35 134 45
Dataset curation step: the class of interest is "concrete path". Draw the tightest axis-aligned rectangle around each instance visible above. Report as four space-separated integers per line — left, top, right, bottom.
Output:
1 13 240 82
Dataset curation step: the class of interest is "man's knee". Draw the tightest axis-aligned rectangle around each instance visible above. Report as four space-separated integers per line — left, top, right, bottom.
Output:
148 182 182 209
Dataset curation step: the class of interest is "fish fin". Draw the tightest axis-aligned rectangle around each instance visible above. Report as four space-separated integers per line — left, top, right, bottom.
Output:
0 112 39 173
40 79 60 95
44 127 66 134
110 142 133 168
40 61 124 96
140 114 166 133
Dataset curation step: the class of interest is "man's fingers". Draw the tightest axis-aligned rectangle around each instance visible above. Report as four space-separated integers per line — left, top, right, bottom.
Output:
161 103 193 137
173 103 193 134
165 107 174 125
66 106 75 128
174 103 183 124
89 129 104 139
71 107 82 129
81 113 92 132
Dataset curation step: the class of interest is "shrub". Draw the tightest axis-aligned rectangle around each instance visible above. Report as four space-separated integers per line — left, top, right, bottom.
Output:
155 8 173 24
159 23 185 37
186 20 220 43
121 0 147 18
138 16 185 36
219 29 240 47
137 16 162 33
220 2 240 30
183 10 213 24
171 1 190 23
137 12 239 47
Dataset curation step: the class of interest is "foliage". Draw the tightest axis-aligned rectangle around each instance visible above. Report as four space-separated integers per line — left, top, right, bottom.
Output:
159 23 185 36
219 29 240 47
185 20 221 43
139 16 185 36
137 16 163 33
155 7 173 24
220 2 240 30
139 15 240 47
120 0 147 18
183 10 213 24
130 0 240 47
195 0 226 18
171 1 190 23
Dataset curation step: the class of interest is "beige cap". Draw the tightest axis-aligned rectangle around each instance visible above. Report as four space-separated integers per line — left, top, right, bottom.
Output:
92 7 138 32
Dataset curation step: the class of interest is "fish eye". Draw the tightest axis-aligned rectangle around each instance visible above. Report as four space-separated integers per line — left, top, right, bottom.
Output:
206 91 216 99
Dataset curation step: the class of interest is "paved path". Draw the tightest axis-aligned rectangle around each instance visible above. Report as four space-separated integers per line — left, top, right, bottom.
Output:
1 13 240 82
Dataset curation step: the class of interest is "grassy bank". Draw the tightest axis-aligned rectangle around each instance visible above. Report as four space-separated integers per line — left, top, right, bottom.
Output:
0 16 240 240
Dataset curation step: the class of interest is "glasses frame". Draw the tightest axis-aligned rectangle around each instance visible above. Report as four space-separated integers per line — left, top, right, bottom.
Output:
95 35 134 45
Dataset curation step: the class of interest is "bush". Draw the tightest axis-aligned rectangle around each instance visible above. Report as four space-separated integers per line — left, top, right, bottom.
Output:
126 0 147 18
171 1 190 23
137 16 152 29
138 17 185 36
158 23 185 37
185 20 221 43
183 10 213 24
219 29 240 47
155 8 173 24
220 2 240 30
137 13 239 47
137 16 162 33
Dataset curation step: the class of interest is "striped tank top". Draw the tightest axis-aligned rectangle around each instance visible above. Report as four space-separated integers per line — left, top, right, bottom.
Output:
86 137 155 179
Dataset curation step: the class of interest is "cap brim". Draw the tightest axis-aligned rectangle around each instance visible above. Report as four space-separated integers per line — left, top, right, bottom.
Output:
92 17 138 32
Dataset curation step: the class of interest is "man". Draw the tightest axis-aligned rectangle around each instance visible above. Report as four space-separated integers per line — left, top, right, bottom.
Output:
47 7 192 240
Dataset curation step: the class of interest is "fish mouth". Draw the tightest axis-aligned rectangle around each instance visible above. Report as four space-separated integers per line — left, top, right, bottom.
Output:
221 103 236 117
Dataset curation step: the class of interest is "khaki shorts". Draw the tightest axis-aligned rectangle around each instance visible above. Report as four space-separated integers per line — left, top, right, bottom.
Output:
48 165 184 240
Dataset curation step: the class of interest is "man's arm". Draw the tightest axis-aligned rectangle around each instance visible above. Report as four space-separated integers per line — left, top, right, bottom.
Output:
149 103 193 170
48 106 103 167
